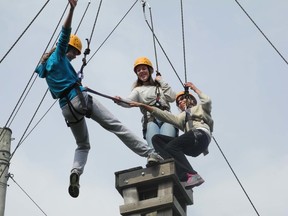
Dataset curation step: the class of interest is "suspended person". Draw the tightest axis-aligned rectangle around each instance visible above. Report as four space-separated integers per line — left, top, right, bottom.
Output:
35 0 163 198
129 82 213 189
114 57 178 149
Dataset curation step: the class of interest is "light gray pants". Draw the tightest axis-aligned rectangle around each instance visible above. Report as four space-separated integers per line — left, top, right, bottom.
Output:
62 92 153 175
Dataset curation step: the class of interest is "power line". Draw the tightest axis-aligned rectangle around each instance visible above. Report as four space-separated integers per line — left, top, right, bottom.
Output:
18 100 58 146
0 3 71 180
8 173 48 216
180 0 188 83
212 136 261 216
234 0 288 66
0 0 50 64
74 1 91 35
142 1 184 87
141 0 160 73
0 89 50 180
0 3 68 139
87 0 138 64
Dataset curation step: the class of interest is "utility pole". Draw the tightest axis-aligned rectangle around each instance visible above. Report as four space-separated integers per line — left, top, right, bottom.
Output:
0 127 12 216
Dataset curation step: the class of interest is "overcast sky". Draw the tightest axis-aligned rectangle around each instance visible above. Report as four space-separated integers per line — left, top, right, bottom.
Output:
1 0 288 215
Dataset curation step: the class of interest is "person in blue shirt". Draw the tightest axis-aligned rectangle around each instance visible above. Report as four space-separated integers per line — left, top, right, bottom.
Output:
35 0 162 198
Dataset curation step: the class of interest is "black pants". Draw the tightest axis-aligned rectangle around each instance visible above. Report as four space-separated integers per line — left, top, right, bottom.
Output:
152 129 209 181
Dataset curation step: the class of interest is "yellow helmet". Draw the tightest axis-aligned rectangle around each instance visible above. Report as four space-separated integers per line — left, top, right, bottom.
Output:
133 57 154 73
69 34 82 55
176 91 197 106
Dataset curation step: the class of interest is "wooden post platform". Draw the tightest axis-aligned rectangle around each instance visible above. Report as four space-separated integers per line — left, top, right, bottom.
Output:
115 159 193 216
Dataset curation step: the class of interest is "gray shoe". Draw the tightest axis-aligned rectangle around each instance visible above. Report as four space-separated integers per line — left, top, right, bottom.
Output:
146 152 164 167
185 173 204 189
68 171 80 198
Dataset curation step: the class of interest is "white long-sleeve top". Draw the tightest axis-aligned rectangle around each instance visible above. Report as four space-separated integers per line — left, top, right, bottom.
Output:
118 79 176 120
151 91 213 134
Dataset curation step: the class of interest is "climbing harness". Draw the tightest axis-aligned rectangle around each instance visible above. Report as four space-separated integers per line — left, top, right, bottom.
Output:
141 91 171 139
142 106 169 139
154 86 162 108
58 82 92 126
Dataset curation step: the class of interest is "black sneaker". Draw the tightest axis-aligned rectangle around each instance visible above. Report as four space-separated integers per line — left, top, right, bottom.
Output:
146 152 164 167
68 171 80 198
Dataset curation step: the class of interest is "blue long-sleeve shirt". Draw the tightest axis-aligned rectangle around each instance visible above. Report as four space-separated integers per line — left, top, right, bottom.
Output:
35 27 84 107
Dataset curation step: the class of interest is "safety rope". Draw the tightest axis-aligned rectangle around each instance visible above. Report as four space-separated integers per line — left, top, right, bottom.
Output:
0 2 67 142
141 0 160 75
86 0 138 64
141 0 188 112
74 1 91 35
141 0 163 107
141 1 184 87
178 1 262 209
78 0 103 81
180 0 187 83
179 0 190 103
143 3 262 215
141 0 164 108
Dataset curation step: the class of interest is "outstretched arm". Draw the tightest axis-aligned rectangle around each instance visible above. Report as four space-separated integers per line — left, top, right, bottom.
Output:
129 101 155 113
63 0 77 29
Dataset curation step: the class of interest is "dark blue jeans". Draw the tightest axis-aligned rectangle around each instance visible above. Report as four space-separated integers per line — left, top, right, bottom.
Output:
152 129 209 181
